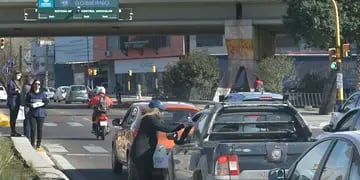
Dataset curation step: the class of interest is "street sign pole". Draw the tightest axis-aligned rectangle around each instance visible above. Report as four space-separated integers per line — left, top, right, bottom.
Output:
332 0 343 106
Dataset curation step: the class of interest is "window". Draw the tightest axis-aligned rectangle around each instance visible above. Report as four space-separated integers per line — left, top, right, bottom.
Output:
290 140 332 180
196 34 223 47
336 110 359 131
148 36 170 48
343 94 360 111
128 107 139 125
349 150 360 179
0 87 5 91
70 86 86 91
320 140 353 180
106 36 120 50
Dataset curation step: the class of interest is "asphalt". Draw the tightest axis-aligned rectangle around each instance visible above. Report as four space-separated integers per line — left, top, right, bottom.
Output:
1 97 330 180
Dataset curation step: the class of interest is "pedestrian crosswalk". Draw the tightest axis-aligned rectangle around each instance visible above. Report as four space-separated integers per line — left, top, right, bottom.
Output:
43 143 111 155
15 120 89 127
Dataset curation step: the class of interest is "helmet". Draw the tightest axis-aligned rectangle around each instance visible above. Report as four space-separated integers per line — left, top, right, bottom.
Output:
96 86 106 94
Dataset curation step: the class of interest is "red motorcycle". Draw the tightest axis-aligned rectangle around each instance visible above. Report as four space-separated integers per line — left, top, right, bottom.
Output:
94 113 110 140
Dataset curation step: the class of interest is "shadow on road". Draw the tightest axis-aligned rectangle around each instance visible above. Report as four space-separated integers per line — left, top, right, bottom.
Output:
63 168 127 180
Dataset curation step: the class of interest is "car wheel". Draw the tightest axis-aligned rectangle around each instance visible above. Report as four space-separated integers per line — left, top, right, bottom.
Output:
193 171 202 180
65 101 70 104
127 155 136 180
112 146 123 174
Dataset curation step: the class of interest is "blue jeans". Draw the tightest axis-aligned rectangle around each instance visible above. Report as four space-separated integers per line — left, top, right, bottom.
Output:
23 108 31 139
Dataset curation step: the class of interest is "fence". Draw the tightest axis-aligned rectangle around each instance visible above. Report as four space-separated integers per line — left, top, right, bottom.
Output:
288 93 322 108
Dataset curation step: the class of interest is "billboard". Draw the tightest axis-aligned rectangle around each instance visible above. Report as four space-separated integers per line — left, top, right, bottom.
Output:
55 36 94 64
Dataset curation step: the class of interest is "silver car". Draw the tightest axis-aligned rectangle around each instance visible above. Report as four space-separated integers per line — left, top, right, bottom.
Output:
54 86 70 102
65 85 89 104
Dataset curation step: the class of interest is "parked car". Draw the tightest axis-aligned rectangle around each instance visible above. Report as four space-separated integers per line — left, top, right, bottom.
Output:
221 92 284 103
0 86 7 102
42 87 56 100
111 101 200 179
269 131 360 180
330 91 360 124
65 85 89 104
318 107 360 139
54 86 70 102
166 102 315 180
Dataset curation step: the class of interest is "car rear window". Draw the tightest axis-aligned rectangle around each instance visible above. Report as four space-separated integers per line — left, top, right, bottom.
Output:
0 87 5 91
71 86 86 91
210 111 296 140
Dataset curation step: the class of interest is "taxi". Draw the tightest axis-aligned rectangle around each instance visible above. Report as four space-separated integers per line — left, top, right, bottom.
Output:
111 101 200 179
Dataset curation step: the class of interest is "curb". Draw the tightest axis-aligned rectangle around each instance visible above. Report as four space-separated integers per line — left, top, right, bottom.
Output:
11 137 69 180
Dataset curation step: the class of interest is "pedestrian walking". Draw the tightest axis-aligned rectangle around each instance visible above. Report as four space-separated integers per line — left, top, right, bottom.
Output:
114 82 122 104
136 84 142 100
6 71 23 136
20 75 34 139
129 100 192 180
25 79 49 149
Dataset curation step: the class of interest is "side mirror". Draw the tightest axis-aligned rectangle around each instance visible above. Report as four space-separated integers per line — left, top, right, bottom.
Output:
343 107 351 113
112 118 123 126
219 95 225 102
268 168 286 180
322 124 333 132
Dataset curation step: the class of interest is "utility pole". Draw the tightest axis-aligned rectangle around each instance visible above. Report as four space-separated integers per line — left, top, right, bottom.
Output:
19 45 22 73
86 36 90 88
332 0 343 106
45 44 49 87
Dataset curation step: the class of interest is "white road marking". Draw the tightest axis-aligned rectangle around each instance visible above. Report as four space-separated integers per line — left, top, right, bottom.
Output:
319 122 329 128
44 122 58 127
43 144 69 153
83 145 108 153
82 117 91 122
66 153 110 157
66 122 84 127
50 154 87 180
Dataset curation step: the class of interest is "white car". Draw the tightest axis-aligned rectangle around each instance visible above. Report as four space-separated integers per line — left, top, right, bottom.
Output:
54 86 70 102
43 87 56 100
0 86 7 102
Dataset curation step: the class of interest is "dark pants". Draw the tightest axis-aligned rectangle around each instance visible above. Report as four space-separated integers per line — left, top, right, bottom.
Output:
133 149 154 180
30 117 44 147
9 105 20 133
23 107 31 139
116 92 122 103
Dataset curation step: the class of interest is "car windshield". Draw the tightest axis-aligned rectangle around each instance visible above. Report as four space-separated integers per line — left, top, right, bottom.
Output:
162 110 197 123
209 110 297 141
71 86 86 91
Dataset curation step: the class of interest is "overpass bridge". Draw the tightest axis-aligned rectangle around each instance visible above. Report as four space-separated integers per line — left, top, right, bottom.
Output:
0 0 286 36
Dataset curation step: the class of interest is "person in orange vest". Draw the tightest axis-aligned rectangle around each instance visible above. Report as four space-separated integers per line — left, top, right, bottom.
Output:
254 77 264 92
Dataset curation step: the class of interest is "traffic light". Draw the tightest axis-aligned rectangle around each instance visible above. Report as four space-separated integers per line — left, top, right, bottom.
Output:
92 69 97 76
343 43 351 58
329 48 338 71
152 65 156 73
0 38 5 49
88 68 93 75
128 69 132 76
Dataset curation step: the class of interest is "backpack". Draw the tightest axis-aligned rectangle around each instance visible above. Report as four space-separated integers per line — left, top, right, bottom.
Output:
97 96 109 113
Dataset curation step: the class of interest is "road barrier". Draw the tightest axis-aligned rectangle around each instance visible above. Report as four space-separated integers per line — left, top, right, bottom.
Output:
288 93 322 108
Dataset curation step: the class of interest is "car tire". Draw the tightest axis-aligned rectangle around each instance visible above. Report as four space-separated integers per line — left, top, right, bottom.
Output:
193 171 202 180
112 146 123 174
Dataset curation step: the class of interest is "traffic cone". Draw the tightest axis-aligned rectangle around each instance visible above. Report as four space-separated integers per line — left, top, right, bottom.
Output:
0 113 10 127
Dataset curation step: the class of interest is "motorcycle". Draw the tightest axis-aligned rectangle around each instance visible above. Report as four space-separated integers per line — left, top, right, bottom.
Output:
94 113 111 140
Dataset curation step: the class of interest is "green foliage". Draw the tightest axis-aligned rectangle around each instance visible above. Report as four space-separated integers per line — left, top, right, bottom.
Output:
298 73 326 93
283 0 360 48
163 51 220 99
256 56 295 93
0 137 36 180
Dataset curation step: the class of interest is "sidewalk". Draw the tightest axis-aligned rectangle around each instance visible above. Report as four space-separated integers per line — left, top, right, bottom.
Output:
11 137 69 180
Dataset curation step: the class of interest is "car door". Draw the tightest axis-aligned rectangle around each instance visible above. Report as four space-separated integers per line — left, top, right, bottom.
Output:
116 106 133 162
334 109 360 132
171 112 208 180
287 140 333 180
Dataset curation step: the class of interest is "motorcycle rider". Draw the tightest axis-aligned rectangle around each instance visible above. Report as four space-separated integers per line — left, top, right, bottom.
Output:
87 86 113 133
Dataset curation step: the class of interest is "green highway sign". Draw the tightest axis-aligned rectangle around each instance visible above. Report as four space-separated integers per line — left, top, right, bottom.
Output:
37 0 119 21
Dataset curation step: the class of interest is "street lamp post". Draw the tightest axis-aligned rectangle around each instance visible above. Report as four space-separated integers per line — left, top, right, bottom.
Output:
331 0 344 106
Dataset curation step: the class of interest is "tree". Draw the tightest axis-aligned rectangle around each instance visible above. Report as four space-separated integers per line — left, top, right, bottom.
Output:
256 55 294 93
163 51 220 99
283 0 360 114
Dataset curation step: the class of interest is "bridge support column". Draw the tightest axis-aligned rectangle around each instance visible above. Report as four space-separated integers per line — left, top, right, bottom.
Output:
214 20 258 101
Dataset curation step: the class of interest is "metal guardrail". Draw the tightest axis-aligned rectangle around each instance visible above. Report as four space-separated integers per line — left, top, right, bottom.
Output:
288 93 322 108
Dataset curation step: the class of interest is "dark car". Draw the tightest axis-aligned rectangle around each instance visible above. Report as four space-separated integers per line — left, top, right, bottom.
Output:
166 102 315 180
331 91 360 124
111 101 200 179
269 131 360 180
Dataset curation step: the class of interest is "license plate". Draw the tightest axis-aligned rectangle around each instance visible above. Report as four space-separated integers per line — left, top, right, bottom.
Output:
100 121 108 126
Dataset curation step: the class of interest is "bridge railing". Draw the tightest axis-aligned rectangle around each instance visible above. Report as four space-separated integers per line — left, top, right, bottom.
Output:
288 93 322 108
